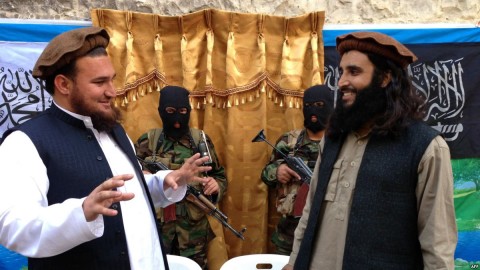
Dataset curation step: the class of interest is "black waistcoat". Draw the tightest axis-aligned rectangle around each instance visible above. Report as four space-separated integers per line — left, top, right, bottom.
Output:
4 104 169 270
296 121 439 270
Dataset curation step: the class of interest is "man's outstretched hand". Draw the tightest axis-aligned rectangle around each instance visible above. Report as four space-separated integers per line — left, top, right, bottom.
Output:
82 174 135 222
164 153 212 190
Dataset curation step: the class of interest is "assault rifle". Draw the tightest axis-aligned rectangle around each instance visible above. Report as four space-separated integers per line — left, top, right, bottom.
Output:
252 129 313 184
136 157 246 240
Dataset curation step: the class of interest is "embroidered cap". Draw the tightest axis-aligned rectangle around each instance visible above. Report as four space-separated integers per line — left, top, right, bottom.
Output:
336 31 417 68
32 26 110 79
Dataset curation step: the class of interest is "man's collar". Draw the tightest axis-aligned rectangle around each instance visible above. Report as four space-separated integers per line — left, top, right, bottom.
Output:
52 101 95 130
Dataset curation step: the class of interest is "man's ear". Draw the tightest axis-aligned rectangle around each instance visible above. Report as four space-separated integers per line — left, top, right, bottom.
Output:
54 75 73 95
381 71 392 87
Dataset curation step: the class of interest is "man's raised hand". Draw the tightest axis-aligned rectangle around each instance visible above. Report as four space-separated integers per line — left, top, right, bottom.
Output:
82 174 135 222
164 153 211 190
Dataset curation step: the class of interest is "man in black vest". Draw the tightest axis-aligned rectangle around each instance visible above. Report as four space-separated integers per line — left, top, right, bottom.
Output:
283 32 457 269
0 27 210 269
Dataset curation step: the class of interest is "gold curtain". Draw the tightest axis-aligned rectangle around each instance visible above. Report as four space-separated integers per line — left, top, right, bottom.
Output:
91 8 325 268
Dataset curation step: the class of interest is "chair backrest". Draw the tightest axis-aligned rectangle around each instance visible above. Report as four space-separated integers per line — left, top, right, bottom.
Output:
220 254 289 270
166 254 202 270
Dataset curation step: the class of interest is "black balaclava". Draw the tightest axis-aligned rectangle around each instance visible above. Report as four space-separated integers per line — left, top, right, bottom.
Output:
158 86 191 140
303 85 334 133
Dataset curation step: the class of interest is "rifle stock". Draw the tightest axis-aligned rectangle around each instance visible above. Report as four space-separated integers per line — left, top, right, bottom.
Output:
136 157 246 240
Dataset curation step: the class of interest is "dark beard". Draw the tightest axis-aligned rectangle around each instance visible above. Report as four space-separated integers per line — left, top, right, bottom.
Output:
328 80 387 139
71 91 120 132
91 106 120 132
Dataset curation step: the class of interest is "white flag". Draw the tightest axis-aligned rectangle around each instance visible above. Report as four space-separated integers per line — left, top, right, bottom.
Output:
0 41 51 138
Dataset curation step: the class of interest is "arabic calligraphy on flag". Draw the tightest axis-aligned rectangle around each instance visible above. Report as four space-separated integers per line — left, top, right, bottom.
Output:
0 41 51 139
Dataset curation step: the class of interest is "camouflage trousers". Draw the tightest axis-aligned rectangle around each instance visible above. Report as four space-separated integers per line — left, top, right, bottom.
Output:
160 215 213 269
271 216 300 255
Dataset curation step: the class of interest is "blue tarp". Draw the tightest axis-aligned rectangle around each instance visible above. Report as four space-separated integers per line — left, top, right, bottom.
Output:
0 19 90 42
322 25 480 46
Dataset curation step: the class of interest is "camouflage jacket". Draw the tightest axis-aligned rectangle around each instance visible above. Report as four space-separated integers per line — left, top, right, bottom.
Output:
135 128 227 221
261 129 320 216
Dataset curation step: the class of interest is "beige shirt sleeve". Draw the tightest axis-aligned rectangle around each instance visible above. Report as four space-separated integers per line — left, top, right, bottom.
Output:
416 135 457 269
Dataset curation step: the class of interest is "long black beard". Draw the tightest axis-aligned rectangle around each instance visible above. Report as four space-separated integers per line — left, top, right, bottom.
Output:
328 82 387 139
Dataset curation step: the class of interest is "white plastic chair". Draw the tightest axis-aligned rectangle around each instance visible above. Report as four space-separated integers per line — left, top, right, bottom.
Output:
166 254 202 270
220 254 289 270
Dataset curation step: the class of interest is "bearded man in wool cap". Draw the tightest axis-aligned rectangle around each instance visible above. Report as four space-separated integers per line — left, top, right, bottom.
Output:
261 84 334 255
0 27 211 270
135 85 227 269
283 31 457 270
